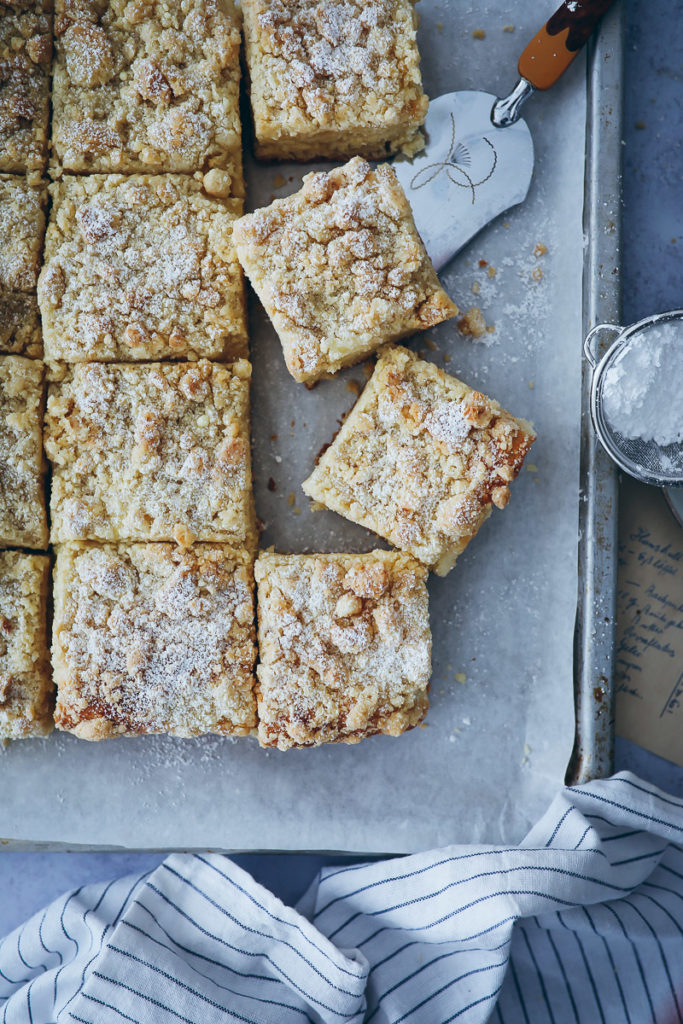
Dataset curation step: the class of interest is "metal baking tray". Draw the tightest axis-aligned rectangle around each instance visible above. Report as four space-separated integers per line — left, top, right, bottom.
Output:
568 2 622 785
0 3 622 851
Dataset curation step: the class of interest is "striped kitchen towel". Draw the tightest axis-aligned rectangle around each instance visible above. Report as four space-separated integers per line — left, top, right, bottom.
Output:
1 771 682 1023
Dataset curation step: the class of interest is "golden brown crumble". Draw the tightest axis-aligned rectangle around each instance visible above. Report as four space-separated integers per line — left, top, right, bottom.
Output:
233 157 457 383
53 543 257 739
45 359 257 546
303 346 536 575
0 0 52 173
0 355 48 548
39 174 246 372
0 549 52 739
242 0 428 160
51 0 244 188
255 549 431 749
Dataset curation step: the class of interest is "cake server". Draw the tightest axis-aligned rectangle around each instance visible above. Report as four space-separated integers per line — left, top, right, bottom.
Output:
393 0 617 271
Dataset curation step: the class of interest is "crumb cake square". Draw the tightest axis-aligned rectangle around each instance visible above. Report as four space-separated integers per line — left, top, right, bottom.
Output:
0 290 41 357
38 174 247 371
0 174 46 292
45 359 256 547
53 543 257 740
255 550 431 750
0 550 52 738
233 158 457 383
242 0 428 160
51 0 244 188
0 0 52 173
0 355 48 548
303 346 536 576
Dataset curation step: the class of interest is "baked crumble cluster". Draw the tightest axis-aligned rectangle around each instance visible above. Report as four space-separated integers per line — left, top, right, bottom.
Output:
53 543 257 739
38 173 247 373
255 550 431 749
234 157 457 382
0 355 48 549
304 346 536 575
0 174 46 357
45 359 256 548
0 1 540 749
0 0 52 174
51 0 244 189
0 549 52 739
242 0 428 160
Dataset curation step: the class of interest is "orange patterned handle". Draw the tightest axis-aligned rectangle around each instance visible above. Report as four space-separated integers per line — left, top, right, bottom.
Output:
518 0 618 91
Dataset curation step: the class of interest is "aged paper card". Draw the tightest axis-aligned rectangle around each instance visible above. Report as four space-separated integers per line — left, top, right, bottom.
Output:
616 477 683 764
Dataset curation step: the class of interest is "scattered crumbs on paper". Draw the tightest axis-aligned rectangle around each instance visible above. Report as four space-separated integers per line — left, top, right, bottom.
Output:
534 242 548 258
436 20 443 32
346 379 361 397
443 352 451 362
273 173 287 189
635 120 646 130
293 506 301 515
267 477 276 491
531 266 543 282
472 28 486 39
503 24 515 32
526 464 538 473
521 744 531 765
455 672 467 684
288 492 295 506
457 307 490 340
425 336 438 352
488 266 497 278
472 281 480 295
529 380 535 389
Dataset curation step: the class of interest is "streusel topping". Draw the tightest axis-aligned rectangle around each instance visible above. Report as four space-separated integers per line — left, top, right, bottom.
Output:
255 550 431 749
303 346 536 574
54 543 257 739
45 359 256 545
39 174 246 368
0 355 47 548
0 0 52 172
0 174 46 291
233 158 457 381
52 0 243 182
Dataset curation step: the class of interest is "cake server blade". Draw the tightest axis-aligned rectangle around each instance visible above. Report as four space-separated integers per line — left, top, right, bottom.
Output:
392 91 533 273
393 0 618 272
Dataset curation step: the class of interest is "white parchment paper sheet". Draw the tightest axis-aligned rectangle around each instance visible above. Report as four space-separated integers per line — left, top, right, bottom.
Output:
0 2 584 852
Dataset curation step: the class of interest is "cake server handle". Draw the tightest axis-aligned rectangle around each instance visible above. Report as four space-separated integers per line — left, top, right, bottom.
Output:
492 0 619 127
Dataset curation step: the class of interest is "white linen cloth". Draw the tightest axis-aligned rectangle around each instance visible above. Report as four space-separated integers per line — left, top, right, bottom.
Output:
1 771 683 1023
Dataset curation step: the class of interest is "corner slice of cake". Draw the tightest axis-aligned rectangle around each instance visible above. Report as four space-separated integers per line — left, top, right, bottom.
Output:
0 0 52 173
45 359 256 547
255 549 431 750
38 174 247 372
51 0 243 188
233 157 457 383
303 346 536 575
241 0 428 160
53 543 257 740
0 550 52 739
0 355 48 548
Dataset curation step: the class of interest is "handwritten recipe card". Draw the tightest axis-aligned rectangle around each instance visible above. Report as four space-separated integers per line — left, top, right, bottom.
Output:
616 476 683 765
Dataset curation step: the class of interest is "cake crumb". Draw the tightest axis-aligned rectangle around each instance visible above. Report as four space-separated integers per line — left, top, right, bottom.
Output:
458 307 488 339
273 173 287 189
288 492 295 506
267 477 276 491
526 464 538 473
472 281 480 295
531 266 543 283
455 672 466 684
503 24 515 32
488 266 497 278
472 29 486 39
529 380 535 389
534 242 548 258
436 21 443 32
347 379 361 397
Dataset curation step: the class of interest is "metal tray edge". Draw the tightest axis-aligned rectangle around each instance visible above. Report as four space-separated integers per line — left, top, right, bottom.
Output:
567 4 623 785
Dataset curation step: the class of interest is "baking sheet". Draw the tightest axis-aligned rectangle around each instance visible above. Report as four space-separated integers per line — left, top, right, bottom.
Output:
1 2 587 852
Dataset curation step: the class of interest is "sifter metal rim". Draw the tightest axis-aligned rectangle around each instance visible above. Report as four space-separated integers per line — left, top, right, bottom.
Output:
585 308 683 488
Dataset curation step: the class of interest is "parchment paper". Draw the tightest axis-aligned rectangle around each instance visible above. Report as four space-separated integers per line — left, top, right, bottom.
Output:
0 2 585 852
616 476 683 765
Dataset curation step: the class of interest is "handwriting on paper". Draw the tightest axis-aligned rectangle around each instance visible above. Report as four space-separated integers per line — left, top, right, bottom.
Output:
615 481 683 766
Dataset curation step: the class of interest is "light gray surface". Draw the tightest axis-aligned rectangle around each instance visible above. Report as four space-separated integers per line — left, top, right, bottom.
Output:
0 0 680 938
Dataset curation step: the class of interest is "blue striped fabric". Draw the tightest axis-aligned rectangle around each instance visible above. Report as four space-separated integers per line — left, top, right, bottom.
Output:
1 772 683 1023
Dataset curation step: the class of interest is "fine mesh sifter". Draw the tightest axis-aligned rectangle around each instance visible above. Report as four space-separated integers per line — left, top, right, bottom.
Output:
584 310 683 496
